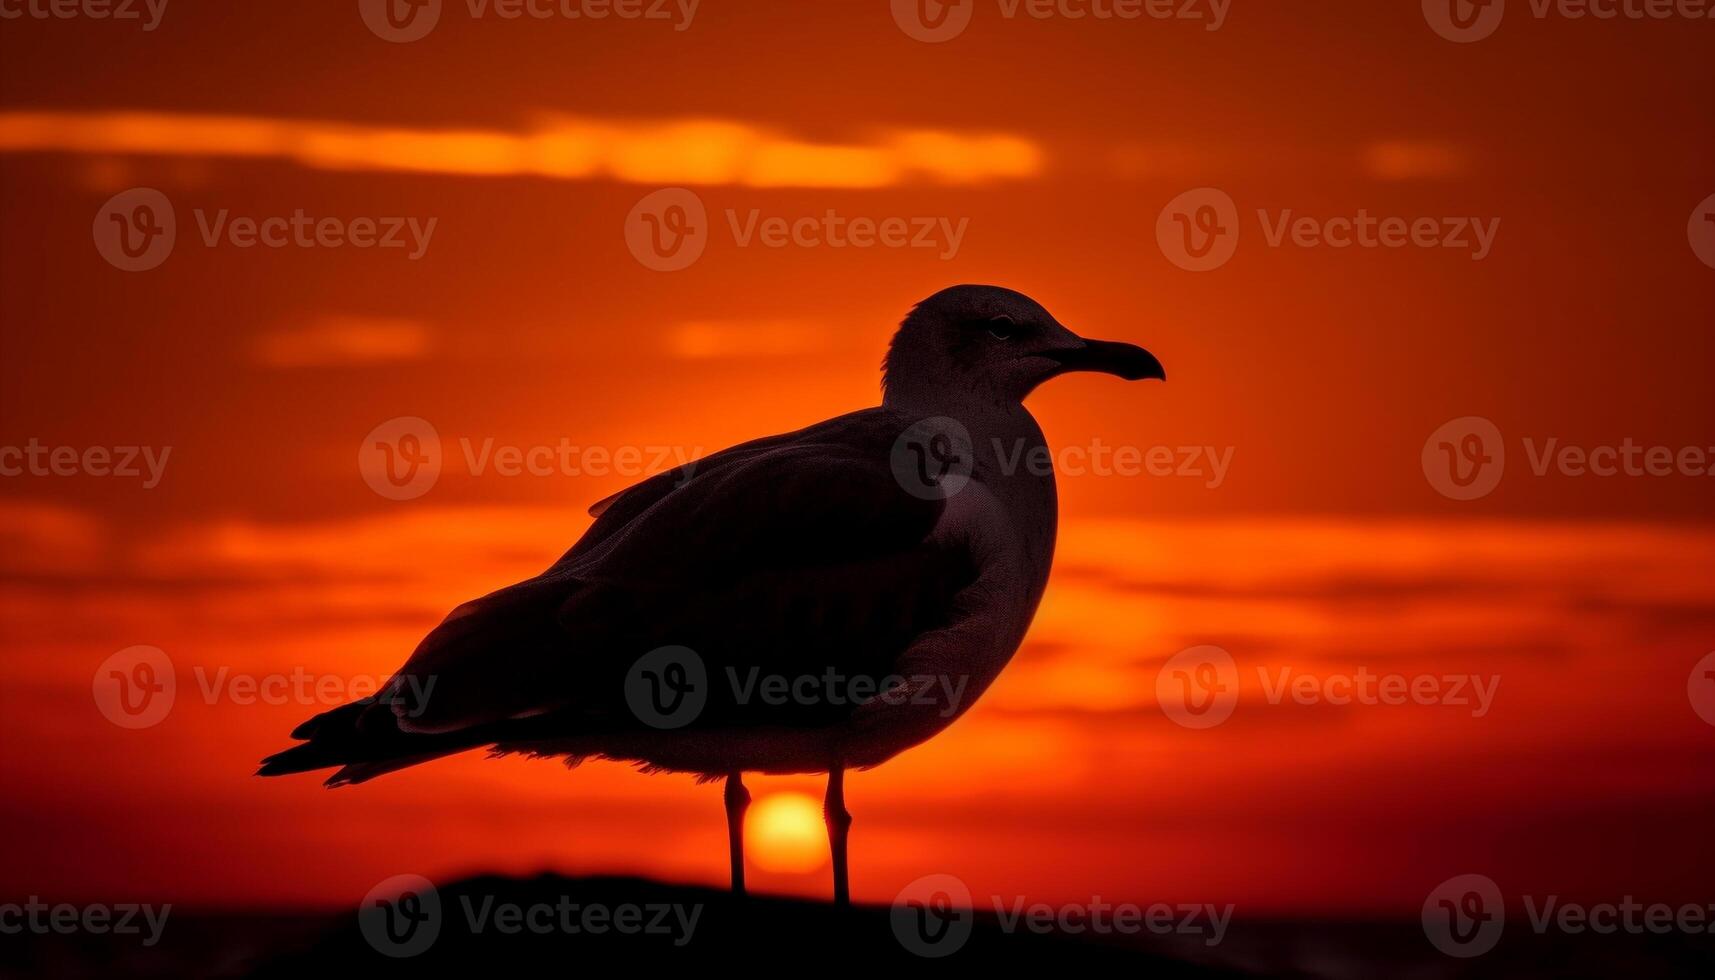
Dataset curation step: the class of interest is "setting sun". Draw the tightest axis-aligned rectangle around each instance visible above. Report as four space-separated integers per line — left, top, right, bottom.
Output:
747 792 828 875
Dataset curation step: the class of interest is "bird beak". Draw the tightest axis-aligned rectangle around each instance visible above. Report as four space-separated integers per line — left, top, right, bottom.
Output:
1044 339 1166 381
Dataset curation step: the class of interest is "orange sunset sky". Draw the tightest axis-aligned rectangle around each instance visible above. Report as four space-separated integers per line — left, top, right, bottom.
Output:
1 0 1712 917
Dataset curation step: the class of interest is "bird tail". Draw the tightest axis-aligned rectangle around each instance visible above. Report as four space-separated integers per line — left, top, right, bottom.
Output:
257 698 483 787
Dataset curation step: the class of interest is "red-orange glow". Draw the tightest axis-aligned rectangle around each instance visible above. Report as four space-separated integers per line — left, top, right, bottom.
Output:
0 1 1710 924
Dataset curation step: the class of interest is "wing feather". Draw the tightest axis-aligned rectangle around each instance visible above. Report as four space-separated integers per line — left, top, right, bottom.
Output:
387 409 978 735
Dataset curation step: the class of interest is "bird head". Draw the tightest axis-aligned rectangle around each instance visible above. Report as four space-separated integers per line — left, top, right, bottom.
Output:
882 285 1165 408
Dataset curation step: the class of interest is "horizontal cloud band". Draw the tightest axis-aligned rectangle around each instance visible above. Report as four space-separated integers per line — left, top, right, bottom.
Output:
0 110 1044 188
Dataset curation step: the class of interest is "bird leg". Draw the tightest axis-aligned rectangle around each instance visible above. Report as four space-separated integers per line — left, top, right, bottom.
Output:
724 771 750 897
824 763 852 907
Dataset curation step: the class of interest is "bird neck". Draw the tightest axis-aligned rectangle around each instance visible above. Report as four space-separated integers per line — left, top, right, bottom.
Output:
881 377 1011 420
905 397 1059 585
879 388 1059 581
972 407 1059 591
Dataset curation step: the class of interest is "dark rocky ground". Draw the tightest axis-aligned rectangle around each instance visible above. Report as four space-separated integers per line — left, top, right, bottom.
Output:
2 875 1711 978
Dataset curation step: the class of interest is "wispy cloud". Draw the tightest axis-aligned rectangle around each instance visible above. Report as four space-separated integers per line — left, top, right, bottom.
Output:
1362 139 1472 180
662 320 834 360
252 315 434 368
0 501 106 575
0 110 1045 188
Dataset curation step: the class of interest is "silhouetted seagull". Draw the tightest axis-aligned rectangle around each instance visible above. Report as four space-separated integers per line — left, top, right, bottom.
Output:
261 285 1164 904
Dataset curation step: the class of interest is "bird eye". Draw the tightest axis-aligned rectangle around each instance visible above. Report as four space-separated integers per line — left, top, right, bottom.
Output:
987 316 1017 340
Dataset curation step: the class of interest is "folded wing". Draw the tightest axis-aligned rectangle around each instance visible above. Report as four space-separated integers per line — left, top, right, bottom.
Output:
379 410 978 739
